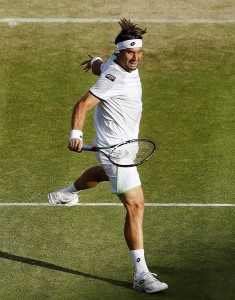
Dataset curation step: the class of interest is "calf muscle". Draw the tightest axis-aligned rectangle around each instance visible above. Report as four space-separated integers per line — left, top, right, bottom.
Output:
74 166 109 190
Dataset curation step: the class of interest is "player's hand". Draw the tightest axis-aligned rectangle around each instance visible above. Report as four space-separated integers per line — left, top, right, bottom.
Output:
68 139 83 153
81 53 94 72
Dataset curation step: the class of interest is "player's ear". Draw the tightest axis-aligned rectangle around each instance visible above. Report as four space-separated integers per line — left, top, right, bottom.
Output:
116 50 124 58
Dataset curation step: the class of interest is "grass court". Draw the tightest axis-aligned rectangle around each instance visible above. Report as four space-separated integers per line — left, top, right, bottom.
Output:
0 1 235 299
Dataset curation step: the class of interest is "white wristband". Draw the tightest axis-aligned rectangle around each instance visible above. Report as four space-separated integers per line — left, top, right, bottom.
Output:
91 57 102 66
70 130 83 141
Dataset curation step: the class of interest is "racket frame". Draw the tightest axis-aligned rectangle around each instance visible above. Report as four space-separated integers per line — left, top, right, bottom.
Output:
81 138 156 167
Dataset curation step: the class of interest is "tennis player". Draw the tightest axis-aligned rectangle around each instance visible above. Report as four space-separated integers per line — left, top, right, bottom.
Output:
48 19 168 293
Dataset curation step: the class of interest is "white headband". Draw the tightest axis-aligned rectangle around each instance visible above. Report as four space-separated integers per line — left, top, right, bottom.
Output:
113 39 143 53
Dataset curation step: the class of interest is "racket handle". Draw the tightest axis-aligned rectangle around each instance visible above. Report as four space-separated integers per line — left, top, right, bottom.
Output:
82 145 97 151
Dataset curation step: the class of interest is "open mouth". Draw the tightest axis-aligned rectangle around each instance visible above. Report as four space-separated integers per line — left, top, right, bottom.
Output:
129 61 138 67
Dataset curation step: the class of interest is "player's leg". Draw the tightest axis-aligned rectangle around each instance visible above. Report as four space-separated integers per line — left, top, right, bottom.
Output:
119 186 150 278
118 186 168 293
118 186 145 250
48 166 108 205
74 166 109 190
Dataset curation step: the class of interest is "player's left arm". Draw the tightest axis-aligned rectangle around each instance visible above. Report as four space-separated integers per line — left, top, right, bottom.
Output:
81 53 103 76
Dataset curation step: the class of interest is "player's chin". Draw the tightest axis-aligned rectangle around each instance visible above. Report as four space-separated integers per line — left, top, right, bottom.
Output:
128 63 138 71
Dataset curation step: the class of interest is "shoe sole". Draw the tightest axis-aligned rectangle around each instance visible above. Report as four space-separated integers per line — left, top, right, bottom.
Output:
133 283 168 293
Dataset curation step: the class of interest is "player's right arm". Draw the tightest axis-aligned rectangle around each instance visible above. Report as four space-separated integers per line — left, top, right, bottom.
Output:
68 92 100 152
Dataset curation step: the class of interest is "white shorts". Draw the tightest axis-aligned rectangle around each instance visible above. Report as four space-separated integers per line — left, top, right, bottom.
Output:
95 152 141 194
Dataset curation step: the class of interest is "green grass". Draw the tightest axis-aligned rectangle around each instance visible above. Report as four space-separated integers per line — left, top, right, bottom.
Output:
1 23 235 203
0 22 235 299
1 0 234 19
0 207 234 299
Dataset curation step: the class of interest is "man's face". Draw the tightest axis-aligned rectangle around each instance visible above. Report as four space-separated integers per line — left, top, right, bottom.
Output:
116 47 143 72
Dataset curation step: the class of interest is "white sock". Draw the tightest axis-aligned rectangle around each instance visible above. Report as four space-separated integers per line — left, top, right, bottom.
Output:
59 183 78 193
130 249 149 278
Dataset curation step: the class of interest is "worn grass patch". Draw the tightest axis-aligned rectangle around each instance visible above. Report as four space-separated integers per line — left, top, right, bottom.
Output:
0 0 235 19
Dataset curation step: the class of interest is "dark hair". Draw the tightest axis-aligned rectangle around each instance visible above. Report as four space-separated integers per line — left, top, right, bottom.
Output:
114 18 147 44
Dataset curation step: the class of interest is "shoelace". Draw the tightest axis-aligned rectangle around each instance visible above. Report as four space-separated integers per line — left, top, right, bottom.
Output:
146 272 161 283
136 272 159 283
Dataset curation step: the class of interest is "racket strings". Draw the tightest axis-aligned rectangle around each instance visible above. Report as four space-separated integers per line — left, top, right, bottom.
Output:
109 141 155 166
135 141 154 162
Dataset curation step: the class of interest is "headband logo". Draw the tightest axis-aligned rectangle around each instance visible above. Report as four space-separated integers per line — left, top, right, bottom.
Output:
131 42 135 46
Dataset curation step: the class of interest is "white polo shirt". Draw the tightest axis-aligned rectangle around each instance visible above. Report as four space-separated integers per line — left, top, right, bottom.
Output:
90 59 143 147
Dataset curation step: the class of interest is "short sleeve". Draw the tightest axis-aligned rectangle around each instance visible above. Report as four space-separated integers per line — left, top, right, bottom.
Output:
90 63 123 101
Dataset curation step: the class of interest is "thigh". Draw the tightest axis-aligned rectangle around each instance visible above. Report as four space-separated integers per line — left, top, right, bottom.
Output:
96 152 141 194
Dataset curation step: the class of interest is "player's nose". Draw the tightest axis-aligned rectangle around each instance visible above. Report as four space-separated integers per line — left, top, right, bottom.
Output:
132 52 138 61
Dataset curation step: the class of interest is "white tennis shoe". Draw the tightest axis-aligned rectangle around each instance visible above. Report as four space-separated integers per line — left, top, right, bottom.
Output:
133 272 168 293
48 191 79 206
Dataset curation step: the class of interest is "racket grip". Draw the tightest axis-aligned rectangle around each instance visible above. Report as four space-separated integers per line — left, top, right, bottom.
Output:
82 145 96 151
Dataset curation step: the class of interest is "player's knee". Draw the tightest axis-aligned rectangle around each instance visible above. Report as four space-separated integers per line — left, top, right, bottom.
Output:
119 187 145 215
100 167 109 182
90 166 109 182
128 200 144 212
125 201 144 221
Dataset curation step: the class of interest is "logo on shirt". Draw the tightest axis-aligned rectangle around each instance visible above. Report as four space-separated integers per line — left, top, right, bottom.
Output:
105 74 116 82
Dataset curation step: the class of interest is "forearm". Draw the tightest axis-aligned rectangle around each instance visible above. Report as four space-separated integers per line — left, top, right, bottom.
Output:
72 92 100 131
91 59 103 76
81 54 103 75
69 92 99 152
72 98 88 130
71 92 100 130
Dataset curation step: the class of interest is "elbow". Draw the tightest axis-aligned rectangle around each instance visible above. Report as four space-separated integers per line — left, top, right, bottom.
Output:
73 97 88 114
73 92 99 114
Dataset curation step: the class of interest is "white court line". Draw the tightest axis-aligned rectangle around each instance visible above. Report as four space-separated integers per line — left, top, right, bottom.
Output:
0 18 235 26
0 202 234 207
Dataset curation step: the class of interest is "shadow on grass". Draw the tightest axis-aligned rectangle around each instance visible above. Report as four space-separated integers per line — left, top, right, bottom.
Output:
0 250 132 290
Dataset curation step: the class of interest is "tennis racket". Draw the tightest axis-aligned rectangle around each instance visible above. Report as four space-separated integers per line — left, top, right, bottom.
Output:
77 139 156 167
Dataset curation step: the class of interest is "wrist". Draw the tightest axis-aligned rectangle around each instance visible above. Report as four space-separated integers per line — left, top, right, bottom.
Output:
91 57 102 66
70 130 83 141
